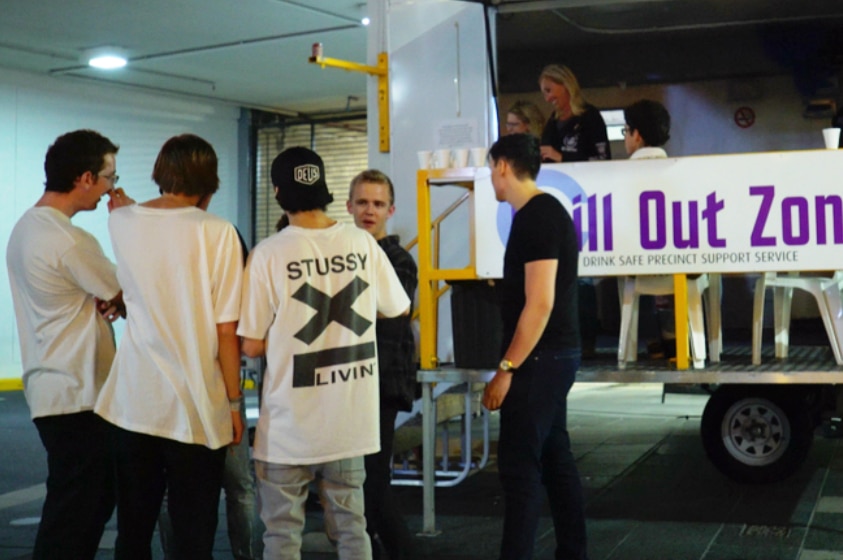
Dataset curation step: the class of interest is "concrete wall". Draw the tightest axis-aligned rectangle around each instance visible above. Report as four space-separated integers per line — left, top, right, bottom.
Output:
0 69 244 381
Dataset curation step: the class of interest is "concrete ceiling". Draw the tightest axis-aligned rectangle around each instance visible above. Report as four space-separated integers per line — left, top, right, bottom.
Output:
0 0 370 116
4 0 843 118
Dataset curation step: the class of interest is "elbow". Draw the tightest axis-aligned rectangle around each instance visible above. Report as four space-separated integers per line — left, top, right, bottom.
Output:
241 338 265 358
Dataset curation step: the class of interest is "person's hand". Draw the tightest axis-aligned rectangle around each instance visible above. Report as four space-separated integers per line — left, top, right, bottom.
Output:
230 409 244 446
95 293 126 322
482 370 513 411
540 145 563 163
107 187 135 212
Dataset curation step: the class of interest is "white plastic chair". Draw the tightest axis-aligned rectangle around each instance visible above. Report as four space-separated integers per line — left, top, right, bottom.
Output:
617 274 721 369
751 271 843 365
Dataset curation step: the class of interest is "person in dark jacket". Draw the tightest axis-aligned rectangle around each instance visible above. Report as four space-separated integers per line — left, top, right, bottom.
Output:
347 169 418 560
539 63 611 163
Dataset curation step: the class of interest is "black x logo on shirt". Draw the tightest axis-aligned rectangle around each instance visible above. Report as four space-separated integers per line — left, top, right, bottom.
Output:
292 277 372 344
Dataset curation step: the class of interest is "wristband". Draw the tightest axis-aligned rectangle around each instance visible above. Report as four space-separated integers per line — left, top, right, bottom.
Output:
229 394 244 412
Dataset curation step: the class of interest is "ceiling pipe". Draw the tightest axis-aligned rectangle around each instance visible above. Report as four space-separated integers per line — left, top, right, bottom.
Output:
272 0 363 25
48 24 359 75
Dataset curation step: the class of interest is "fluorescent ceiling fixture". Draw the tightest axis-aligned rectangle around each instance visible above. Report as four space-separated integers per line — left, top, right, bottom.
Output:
361 17 370 25
83 47 128 69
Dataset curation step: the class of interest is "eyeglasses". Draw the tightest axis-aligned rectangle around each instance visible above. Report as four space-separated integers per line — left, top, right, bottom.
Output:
100 173 119 184
621 125 631 137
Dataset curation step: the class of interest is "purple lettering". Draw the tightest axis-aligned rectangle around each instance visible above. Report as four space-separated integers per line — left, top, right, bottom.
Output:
782 197 810 245
702 192 726 248
672 200 700 249
750 186 776 247
640 191 666 250
587 194 598 251
815 195 843 245
602 193 613 251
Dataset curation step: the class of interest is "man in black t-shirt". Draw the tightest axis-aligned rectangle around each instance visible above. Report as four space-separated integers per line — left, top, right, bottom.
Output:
482 133 588 560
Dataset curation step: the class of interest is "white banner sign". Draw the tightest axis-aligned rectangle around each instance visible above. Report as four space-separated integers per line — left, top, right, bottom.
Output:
474 149 843 278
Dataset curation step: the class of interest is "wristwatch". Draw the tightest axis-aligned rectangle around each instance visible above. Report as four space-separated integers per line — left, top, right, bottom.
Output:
498 358 517 373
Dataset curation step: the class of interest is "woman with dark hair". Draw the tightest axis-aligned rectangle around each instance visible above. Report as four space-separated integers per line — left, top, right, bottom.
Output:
538 64 611 163
96 134 244 559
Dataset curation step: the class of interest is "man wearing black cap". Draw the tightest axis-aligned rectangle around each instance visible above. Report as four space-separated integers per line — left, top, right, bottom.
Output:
239 147 411 559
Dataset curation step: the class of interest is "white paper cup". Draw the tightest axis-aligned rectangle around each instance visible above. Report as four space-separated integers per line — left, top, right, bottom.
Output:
823 127 841 149
434 149 452 168
470 147 488 167
417 150 432 169
453 148 469 168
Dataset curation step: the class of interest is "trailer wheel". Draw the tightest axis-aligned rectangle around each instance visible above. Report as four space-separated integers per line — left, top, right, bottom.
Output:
701 388 813 483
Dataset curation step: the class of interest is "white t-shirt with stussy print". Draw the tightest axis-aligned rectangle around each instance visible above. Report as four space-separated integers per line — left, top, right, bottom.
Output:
238 222 410 465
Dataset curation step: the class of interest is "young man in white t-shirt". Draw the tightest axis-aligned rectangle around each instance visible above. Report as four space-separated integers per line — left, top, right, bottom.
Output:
239 147 410 559
95 134 244 558
6 129 126 560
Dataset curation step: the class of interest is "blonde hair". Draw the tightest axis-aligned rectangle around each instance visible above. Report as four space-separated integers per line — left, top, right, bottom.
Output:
507 100 545 138
538 64 587 118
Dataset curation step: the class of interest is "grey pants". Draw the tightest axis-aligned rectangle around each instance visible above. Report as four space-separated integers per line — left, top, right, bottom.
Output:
255 456 371 560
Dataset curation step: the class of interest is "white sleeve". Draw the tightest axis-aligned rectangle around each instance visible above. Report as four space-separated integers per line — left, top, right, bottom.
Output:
237 248 276 340
212 225 244 324
62 232 121 301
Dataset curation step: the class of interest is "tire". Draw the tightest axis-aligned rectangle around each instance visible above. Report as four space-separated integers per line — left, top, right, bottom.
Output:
700 387 813 483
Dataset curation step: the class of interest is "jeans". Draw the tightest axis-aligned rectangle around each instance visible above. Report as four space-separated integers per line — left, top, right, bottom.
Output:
255 456 371 560
111 426 226 560
32 412 115 560
364 405 415 560
158 407 258 560
222 407 259 559
497 349 588 560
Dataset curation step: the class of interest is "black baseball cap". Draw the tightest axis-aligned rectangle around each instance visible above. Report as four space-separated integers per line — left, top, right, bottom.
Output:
271 147 334 211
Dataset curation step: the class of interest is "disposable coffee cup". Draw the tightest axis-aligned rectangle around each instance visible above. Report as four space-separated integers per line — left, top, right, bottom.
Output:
823 127 840 149
434 149 451 169
417 150 432 169
453 148 469 168
470 147 488 167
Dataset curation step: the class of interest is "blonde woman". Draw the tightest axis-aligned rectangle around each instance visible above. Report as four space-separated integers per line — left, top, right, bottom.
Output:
505 100 545 138
539 64 611 163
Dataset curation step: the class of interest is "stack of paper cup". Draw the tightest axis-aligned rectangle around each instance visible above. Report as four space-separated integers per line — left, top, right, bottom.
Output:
470 147 488 167
434 149 451 169
823 127 841 149
417 150 432 169
453 148 469 168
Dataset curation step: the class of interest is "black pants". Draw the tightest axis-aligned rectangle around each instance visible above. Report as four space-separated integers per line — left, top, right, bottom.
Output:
32 411 116 560
364 404 415 560
111 426 226 560
498 350 587 560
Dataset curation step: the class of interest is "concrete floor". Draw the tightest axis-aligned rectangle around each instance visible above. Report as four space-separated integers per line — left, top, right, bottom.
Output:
2 382 843 559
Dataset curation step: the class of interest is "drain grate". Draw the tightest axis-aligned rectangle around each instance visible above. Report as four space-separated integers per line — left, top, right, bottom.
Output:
740 524 791 539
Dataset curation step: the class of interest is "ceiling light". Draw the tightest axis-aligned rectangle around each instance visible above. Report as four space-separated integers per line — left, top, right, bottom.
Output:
82 47 128 70
361 17 370 26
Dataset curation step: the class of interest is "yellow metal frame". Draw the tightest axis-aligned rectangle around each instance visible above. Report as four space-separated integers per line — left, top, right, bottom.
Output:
414 167 692 371
417 168 479 370
308 52 390 152
0 379 23 391
672 274 690 370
